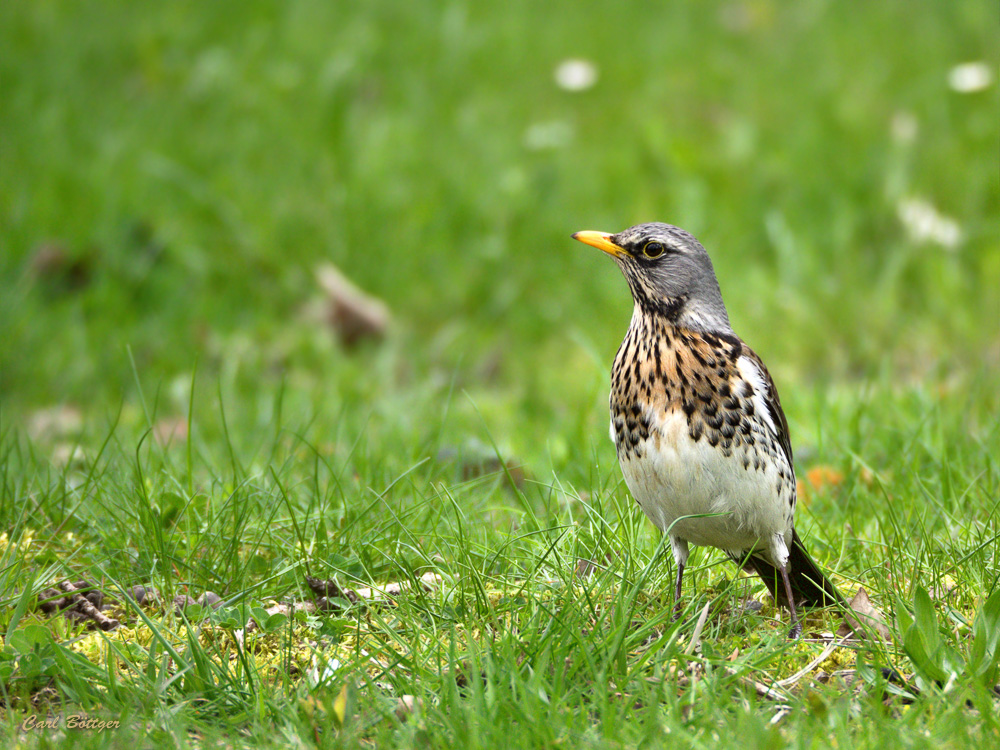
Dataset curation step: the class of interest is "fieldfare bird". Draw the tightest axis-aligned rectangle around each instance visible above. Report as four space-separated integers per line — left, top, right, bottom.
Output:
574 222 842 638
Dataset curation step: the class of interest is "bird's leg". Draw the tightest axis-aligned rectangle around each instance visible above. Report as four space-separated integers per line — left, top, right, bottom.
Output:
779 563 802 639
769 533 801 639
672 561 685 619
669 536 689 620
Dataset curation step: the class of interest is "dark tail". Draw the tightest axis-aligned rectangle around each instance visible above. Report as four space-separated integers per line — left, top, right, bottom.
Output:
744 529 844 609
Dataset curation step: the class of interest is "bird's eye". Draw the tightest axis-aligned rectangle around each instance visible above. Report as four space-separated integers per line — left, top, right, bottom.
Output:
642 241 666 258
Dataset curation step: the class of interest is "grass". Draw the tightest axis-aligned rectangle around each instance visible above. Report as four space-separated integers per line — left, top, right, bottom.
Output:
1 0 998 747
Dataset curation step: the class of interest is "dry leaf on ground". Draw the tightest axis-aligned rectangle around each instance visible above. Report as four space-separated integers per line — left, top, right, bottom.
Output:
838 586 892 642
316 263 390 347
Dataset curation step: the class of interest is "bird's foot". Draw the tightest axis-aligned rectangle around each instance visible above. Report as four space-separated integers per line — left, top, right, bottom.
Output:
787 621 802 639
672 600 684 622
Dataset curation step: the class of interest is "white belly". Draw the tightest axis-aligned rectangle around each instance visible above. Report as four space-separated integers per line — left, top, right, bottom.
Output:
616 410 793 556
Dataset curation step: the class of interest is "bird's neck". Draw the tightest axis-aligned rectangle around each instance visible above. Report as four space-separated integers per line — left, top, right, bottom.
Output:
621 266 732 335
629 296 733 338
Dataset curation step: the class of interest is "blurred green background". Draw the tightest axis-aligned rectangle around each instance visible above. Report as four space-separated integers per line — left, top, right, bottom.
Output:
1 0 997 464
1 4 998 743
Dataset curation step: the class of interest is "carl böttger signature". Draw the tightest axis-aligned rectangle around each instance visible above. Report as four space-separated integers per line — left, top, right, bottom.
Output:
21 714 120 732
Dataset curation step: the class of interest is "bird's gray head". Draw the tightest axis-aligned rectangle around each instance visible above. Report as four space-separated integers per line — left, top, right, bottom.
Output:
573 222 731 334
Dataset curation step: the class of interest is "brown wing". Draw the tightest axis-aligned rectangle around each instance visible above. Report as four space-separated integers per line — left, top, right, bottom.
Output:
736 348 845 608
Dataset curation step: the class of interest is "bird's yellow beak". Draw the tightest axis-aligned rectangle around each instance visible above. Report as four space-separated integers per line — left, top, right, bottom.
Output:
572 230 628 259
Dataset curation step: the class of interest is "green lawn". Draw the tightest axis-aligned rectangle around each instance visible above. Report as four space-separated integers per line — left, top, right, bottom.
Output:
1 1 998 747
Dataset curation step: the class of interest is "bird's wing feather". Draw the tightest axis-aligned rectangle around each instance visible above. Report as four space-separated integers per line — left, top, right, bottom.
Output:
737 349 793 468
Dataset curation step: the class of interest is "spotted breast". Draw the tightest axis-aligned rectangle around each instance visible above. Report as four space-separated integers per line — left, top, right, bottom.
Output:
609 304 796 560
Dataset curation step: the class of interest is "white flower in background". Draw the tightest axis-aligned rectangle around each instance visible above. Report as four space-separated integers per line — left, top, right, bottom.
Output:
554 59 598 91
947 62 993 93
524 120 574 150
890 111 918 144
53 444 87 467
897 198 963 251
